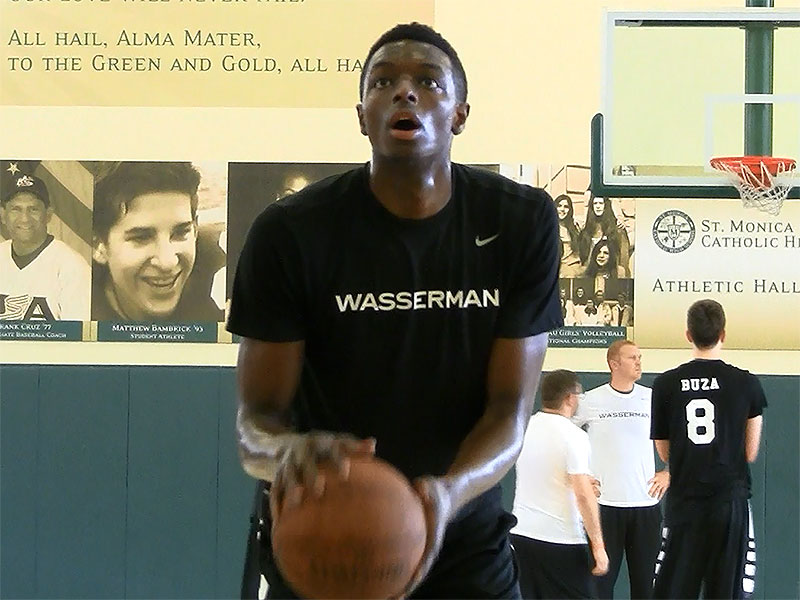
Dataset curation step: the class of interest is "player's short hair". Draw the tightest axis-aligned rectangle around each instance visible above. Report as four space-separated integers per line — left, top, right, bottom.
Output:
541 370 581 410
607 339 636 365
359 22 468 102
687 299 726 349
93 162 201 241
2 173 50 208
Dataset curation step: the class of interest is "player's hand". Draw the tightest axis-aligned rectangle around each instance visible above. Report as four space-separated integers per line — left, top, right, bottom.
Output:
647 469 670 500
591 476 601 498
591 545 609 575
269 431 376 521
390 476 452 599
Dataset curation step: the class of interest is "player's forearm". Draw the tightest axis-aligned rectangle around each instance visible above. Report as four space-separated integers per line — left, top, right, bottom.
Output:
236 405 299 481
441 403 527 515
441 335 547 514
654 439 670 463
575 488 604 550
744 415 763 463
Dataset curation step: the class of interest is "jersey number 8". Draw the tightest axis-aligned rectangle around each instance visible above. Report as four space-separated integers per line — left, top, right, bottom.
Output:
686 398 716 444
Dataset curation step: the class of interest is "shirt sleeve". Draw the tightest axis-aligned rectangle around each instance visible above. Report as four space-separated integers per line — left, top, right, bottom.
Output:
566 428 592 475
226 203 307 341
494 189 564 338
746 373 768 418
650 374 670 440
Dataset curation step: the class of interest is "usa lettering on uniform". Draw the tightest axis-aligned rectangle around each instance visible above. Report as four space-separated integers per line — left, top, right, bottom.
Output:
680 377 720 392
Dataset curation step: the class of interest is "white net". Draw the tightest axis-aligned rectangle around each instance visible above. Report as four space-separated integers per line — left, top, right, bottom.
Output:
710 158 797 216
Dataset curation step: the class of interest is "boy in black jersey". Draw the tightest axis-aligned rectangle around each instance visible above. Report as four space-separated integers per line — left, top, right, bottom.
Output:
229 22 562 599
650 299 766 600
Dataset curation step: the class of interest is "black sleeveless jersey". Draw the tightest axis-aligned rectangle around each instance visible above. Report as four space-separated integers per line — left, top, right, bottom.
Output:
228 163 562 483
651 359 767 524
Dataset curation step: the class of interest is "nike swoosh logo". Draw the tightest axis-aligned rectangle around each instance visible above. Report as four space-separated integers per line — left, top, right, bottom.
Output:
475 233 500 247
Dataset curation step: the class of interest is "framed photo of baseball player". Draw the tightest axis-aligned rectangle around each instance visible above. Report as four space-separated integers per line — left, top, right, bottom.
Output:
0 160 92 341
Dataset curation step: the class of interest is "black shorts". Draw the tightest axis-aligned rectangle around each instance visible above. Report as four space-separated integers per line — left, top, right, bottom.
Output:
260 486 520 600
652 498 755 600
511 534 597 599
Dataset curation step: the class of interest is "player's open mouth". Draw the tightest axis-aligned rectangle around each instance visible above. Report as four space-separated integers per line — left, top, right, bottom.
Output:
389 112 422 139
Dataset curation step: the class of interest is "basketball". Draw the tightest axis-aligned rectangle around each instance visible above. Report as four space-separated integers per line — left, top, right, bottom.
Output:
272 455 427 600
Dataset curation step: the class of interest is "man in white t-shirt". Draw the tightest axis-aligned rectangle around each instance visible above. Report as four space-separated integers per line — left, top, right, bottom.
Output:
512 370 609 599
574 341 670 599
0 170 90 321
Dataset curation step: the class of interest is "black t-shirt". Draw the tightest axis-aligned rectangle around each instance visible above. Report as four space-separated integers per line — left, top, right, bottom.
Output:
228 163 562 487
651 359 767 525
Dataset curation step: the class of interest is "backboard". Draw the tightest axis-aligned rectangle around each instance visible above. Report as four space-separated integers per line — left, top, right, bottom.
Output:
592 9 800 199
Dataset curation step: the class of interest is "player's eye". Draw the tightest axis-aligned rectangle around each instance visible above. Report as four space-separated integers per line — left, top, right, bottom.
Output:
127 235 152 245
125 231 155 244
420 77 439 89
373 77 391 89
171 224 194 241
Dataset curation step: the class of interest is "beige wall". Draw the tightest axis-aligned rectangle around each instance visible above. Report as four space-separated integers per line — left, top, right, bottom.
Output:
1 0 797 372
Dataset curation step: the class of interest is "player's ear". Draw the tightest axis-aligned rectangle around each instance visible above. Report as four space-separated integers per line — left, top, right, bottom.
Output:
451 102 470 135
685 329 693 345
45 206 54 224
719 330 726 344
356 104 368 136
93 238 109 265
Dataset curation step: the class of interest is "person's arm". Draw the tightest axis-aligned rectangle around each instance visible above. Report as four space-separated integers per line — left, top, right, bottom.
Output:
654 439 670 464
744 415 763 463
236 337 375 516
650 376 670 464
570 473 609 575
235 337 305 481
744 374 767 463
443 332 548 512
405 333 548 593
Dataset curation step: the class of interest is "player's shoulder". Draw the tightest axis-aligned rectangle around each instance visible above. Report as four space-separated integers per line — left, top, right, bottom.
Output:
717 360 755 378
633 382 653 398
583 383 609 405
452 163 555 216
566 421 591 449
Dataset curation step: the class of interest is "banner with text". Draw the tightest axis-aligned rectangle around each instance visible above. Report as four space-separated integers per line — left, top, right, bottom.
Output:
634 199 799 350
1 0 434 107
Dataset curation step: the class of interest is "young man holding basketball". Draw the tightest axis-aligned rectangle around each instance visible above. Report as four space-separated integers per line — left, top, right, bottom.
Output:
229 22 562 599
651 299 766 599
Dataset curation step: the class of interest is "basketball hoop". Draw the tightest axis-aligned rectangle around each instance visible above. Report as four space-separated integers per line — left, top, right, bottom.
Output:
709 156 797 216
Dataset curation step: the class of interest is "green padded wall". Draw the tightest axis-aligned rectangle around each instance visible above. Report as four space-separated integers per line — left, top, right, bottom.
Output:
0 365 797 599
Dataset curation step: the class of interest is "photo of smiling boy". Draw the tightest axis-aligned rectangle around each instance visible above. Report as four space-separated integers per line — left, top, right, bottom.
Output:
91 161 224 322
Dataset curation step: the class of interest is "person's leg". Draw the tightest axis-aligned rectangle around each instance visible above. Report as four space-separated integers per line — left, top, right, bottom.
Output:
511 534 538 600
651 521 706 600
704 498 756 600
595 505 625 599
625 505 662 599
525 540 596 599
